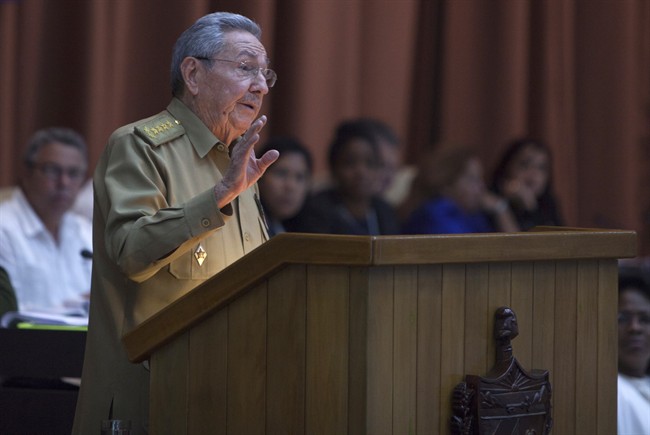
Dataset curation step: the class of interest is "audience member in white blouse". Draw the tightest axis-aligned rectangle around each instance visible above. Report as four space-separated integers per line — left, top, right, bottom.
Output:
617 272 650 435
0 127 92 313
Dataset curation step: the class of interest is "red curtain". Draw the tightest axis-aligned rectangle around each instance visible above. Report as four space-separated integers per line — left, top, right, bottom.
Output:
1 0 648 254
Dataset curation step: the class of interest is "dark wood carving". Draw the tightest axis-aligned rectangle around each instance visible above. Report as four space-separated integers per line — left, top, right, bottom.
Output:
451 307 553 435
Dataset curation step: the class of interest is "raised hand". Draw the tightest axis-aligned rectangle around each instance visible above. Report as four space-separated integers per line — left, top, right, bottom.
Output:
214 116 279 208
501 178 538 211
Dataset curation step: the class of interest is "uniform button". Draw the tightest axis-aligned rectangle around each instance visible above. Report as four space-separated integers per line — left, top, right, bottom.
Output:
217 144 226 152
244 232 251 241
201 218 211 227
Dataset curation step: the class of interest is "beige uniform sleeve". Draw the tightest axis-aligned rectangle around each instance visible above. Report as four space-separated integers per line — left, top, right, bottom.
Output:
98 128 227 283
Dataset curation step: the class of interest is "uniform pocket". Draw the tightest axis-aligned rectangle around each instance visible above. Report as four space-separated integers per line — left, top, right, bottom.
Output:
168 237 225 280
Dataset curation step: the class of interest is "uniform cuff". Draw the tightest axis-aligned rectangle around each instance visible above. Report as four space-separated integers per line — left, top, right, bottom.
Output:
184 188 227 237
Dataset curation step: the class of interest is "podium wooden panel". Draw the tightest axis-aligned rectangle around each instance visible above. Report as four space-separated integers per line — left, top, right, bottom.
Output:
123 228 636 434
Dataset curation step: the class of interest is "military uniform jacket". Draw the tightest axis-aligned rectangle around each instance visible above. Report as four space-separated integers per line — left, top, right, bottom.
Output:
73 98 269 434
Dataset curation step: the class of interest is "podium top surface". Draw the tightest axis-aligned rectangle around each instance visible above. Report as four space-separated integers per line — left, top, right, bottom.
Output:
122 227 636 362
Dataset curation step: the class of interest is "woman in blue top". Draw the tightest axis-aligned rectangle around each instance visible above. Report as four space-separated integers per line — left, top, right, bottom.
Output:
402 146 519 234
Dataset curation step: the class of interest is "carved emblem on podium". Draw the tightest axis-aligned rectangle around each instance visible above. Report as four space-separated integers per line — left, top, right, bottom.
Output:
451 307 552 435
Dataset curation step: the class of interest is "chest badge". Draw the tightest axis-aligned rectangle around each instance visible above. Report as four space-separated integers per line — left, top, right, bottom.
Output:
194 244 207 267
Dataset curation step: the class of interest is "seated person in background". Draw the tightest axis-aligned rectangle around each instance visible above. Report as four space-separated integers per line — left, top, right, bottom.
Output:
297 119 400 235
0 266 18 317
0 127 92 313
360 118 414 206
617 272 650 435
258 136 313 236
490 138 563 230
396 140 455 225
402 146 519 234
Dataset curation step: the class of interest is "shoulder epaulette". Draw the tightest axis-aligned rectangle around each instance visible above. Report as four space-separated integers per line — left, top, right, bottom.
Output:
134 112 185 146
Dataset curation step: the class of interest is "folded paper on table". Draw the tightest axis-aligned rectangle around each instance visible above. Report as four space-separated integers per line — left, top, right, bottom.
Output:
1 310 88 328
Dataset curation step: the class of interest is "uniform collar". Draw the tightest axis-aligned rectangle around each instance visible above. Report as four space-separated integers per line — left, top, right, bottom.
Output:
166 97 226 159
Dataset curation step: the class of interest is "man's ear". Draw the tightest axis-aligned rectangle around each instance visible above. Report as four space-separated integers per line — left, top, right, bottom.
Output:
180 57 202 96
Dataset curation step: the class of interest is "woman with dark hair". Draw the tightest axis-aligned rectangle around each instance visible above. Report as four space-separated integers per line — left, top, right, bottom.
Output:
257 136 313 236
296 119 400 235
490 138 563 230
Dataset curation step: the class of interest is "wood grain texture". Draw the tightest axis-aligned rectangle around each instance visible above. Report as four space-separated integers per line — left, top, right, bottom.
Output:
532 261 556 384
137 229 634 434
227 282 267 435
373 229 636 265
348 267 369 434
575 260 599 433
393 265 418 435
266 265 307 434
149 331 189 435
305 265 349 435
416 264 443 434
486 262 512 370
510 262 534 370
124 234 372 362
366 266 394 434
188 309 228 433
597 259 618 435
464 263 490 375
124 229 635 363
439 264 466 433
553 261 578 435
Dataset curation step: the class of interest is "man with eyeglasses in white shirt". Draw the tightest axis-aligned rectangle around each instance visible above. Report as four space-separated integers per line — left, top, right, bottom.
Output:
0 127 92 315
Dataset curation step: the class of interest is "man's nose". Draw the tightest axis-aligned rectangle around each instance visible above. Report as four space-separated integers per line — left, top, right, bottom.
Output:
251 73 269 94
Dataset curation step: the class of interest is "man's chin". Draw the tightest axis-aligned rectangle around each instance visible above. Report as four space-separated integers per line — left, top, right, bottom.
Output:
233 113 259 132
50 199 74 213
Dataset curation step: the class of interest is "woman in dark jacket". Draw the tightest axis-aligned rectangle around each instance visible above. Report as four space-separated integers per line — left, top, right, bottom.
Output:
296 119 400 235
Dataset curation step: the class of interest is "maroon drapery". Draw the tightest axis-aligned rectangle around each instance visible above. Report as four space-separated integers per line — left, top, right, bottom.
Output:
1 0 648 254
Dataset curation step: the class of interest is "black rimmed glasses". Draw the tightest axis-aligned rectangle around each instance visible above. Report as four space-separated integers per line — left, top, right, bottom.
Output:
29 162 86 182
196 57 277 88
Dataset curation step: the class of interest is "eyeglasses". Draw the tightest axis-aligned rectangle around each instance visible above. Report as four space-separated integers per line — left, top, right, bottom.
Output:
195 57 277 88
618 311 650 327
29 162 86 182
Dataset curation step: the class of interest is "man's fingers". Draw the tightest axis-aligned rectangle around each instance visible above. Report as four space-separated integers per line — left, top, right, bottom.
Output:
258 149 279 170
243 116 267 141
234 116 267 158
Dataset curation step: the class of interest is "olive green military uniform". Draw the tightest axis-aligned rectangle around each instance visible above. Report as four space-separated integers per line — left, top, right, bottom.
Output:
72 98 269 434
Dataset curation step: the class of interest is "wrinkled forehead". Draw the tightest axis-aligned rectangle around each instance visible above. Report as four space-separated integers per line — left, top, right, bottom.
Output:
33 141 86 163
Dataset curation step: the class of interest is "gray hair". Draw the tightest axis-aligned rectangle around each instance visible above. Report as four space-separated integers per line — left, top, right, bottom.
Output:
170 12 262 96
23 127 88 165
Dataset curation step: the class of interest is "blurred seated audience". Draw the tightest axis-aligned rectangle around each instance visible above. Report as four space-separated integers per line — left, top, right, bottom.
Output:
0 127 92 313
311 117 414 207
361 118 414 206
401 146 519 234
490 138 563 230
257 136 313 236
0 266 18 317
297 119 400 235
617 270 650 434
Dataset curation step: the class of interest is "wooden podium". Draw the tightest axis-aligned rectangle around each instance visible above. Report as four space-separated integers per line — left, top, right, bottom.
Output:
123 228 636 434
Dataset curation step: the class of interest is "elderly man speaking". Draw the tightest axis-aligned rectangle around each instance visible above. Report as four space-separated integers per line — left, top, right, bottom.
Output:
73 12 279 434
